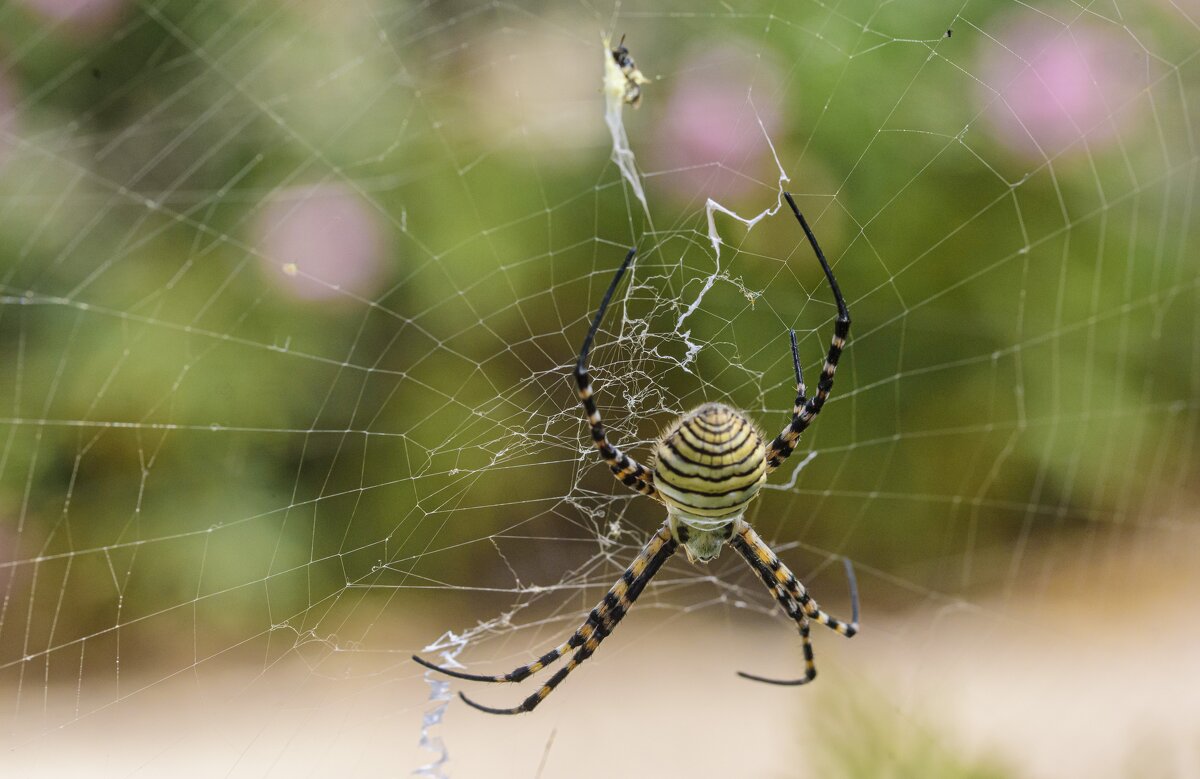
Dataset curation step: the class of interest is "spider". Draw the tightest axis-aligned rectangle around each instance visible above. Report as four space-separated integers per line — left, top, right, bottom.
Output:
413 192 859 715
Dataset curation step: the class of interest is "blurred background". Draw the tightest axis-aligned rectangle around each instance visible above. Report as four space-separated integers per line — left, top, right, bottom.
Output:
1 1 1197 776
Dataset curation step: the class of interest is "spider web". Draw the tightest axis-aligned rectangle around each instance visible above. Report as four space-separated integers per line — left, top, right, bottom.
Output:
1 1 1198 777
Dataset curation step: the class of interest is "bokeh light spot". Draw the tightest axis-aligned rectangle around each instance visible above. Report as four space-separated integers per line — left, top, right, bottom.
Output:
977 16 1145 160
652 43 784 200
256 184 390 303
18 0 128 32
0 73 15 170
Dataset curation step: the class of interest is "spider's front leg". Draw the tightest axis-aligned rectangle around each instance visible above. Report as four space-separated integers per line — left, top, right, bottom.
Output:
574 247 662 501
766 193 851 474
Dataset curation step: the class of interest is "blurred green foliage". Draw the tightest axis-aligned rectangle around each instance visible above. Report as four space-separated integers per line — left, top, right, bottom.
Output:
812 683 1014 779
0 0 1196 685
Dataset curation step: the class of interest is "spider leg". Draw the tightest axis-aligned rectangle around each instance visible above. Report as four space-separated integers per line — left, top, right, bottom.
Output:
730 520 857 686
574 248 662 501
423 523 677 715
738 619 816 686
734 520 858 637
733 567 818 686
766 192 852 474
412 635 580 683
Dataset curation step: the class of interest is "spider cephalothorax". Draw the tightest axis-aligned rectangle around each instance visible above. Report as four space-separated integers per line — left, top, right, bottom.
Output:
414 193 859 715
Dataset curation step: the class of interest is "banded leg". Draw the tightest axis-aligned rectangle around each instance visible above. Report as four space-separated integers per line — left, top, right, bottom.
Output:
739 619 816 687
775 329 808 454
732 519 858 638
459 524 677 715
413 524 678 715
575 248 661 500
735 566 819 686
766 192 852 473
412 523 674 686
412 630 586 684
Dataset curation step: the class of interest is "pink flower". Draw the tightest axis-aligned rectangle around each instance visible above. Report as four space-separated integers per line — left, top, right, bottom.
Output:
256 184 390 303
977 16 1145 160
0 73 15 170
17 0 128 33
652 44 784 200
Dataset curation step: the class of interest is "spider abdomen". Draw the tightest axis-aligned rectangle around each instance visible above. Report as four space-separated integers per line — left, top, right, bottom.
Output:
653 402 767 520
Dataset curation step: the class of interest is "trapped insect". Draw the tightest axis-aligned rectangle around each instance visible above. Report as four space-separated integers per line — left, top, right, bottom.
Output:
610 34 649 107
414 193 859 714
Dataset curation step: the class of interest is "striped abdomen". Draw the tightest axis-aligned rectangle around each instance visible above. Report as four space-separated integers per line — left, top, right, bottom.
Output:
653 403 767 521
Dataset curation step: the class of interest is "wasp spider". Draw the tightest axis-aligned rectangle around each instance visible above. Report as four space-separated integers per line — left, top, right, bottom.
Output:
414 193 858 714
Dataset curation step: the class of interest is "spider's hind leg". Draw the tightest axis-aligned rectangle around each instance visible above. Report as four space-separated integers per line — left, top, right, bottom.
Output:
414 523 679 714
737 618 816 686
412 631 584 684
731 519 858 685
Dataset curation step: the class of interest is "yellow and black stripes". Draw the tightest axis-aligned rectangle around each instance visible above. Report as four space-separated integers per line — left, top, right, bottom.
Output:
732 553 819 685
411 629 586 684
739 618 816 687
414 524 678 715
728 523 817 685
730 519 857 686
733 519 857 638
577 374 658 499
766 192 852 474
572 247 661 501
653 403 767 517
415 205 862 713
